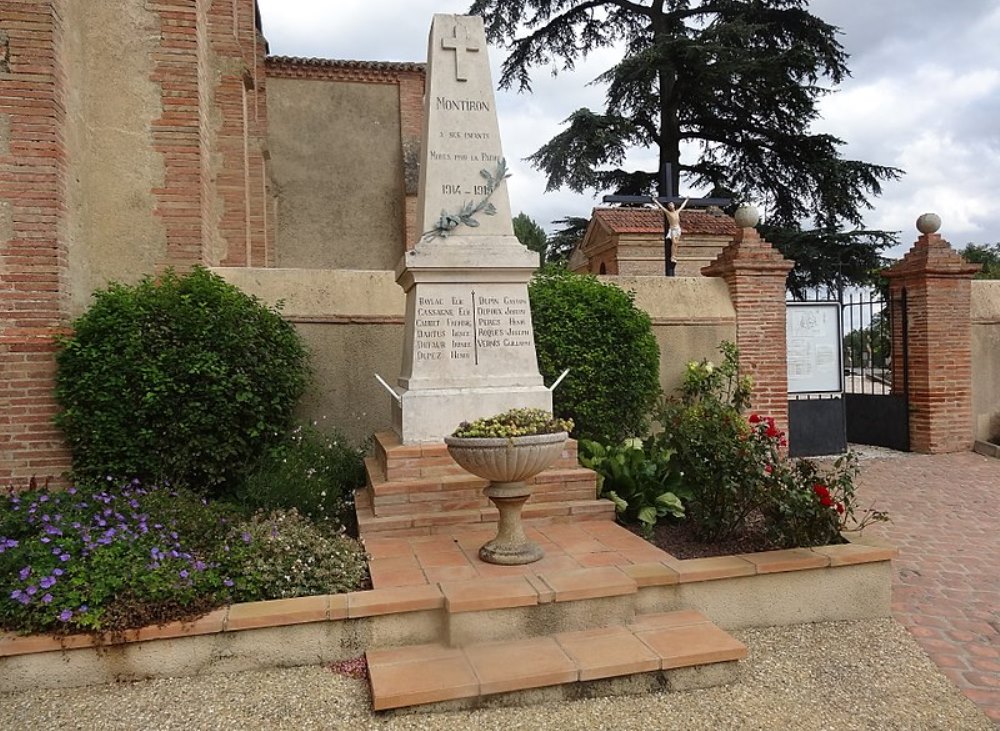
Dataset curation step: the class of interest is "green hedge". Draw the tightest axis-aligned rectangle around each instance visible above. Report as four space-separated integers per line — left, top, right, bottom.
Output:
529 271 660 443
54 267 309 495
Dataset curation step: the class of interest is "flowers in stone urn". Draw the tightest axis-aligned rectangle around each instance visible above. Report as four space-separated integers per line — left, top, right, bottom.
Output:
451 408 572 439
446 408 572 565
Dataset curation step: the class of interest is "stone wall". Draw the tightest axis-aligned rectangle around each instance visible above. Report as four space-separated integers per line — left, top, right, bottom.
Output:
265 58 424 270
0 0 268 485
215 269 736 445
971 280 1000 443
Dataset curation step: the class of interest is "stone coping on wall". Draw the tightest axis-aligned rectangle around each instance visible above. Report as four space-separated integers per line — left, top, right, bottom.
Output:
0 536 896 660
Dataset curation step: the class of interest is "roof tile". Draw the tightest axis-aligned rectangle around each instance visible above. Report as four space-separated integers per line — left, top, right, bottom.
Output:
593 207 738 236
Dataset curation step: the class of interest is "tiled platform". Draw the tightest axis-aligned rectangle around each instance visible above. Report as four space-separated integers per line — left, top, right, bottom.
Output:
367 609 747 711
364 521 674 588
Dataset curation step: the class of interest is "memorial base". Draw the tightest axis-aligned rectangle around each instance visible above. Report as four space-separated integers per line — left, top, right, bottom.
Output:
392 385 551 444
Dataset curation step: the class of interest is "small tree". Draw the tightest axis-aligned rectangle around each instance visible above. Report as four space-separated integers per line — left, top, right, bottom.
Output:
960 243 1000 279
513 212 548 264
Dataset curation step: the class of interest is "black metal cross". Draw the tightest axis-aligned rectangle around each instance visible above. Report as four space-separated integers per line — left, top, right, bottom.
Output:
602 163 732 276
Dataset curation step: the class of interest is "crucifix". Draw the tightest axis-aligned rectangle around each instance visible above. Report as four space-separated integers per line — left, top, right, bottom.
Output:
602 162 732 276
441 24 480 82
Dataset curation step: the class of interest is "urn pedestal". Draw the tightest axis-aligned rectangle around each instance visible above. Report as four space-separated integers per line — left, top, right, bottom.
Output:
444 432 568 565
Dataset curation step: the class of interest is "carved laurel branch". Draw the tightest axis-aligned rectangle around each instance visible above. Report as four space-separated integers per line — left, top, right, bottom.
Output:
421 158 510 241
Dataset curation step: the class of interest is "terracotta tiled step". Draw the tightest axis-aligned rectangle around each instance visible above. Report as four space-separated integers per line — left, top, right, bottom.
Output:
356 498 615 537
367 609 746 711
369 467 597 516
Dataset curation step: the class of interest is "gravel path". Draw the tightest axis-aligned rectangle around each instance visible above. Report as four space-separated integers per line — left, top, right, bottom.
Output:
1 618 992 731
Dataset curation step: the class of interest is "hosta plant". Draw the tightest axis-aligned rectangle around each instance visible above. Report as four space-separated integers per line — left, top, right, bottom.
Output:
579 438 686 538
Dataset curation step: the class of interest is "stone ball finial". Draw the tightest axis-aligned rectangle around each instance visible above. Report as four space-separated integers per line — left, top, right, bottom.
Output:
916 212 941 235
734 205 760 228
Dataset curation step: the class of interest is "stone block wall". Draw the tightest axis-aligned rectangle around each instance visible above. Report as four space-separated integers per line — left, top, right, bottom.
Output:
970 281 1000 444
264 58 424 269
216 269 737 446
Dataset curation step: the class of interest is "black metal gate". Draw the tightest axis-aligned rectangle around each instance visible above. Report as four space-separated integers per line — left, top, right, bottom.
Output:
842 289 910 451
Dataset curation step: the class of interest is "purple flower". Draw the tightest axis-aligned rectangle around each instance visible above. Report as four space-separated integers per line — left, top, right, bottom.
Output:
16 593 31 606
10 589 23 601
179 570 189 579
223 578 234 587
78 604 88 613
18 566 31 581
58 609 73 622
40 537 51 544
41 593 53 604
25 585 37 596
241 531 252 544
67 487 77 495
52 568 64 577
40 576 56 589
59 553 70 562
39 495 49 503
193 560 206 572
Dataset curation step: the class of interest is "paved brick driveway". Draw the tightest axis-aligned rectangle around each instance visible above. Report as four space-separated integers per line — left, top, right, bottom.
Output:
856 450 1000 724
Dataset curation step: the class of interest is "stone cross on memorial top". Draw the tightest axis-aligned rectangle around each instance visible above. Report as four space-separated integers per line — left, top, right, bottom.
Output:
441 24 480 81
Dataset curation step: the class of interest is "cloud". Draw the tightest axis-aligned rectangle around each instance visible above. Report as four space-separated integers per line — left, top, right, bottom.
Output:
257 0 1000 249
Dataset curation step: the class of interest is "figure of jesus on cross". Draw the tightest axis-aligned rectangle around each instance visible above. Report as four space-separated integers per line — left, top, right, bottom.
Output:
602 162 732 276
651 196 689 274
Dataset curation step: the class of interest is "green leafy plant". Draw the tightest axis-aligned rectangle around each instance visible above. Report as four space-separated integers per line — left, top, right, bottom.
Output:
529 271 660 443
654 341 888 546
652 343 763 541
54 267 309 496
219 509 368 602
0 482 240 634
0 482 370 635
762 451 889 549
452 408 572 438
235 424 366 532
579 438 686 538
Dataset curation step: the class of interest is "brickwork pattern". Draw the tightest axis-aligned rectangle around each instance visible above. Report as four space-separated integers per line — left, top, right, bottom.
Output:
884 233 981 453
0 0 270 487
702 228 794 434
0 0 72 485
858 452 1000 724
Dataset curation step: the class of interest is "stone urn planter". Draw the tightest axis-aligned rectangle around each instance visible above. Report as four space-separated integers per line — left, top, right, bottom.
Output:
445 431 568 565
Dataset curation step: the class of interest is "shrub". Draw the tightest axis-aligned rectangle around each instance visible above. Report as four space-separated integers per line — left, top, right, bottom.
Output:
54 267 309 496
0 482 370 635
0 482 238 634
579 438 686 538
651 343 764 541
762 451 888 549
654 341 889 546
529 271 660 443
236 424 366 531
219 509 368 602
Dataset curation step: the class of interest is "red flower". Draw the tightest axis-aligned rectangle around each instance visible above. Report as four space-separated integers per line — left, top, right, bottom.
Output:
749 413 761 424
764 464 774 475
813 483 834 507
836 503 845 515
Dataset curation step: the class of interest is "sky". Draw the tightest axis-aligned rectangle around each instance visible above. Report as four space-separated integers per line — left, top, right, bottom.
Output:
256 0 1000 258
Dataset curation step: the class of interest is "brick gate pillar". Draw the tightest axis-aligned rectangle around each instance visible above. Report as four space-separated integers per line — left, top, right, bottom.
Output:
883 214 980 453
702 207 794 433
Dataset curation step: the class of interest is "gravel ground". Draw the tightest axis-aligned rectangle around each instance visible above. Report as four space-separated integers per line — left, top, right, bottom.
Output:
1 618 992 731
